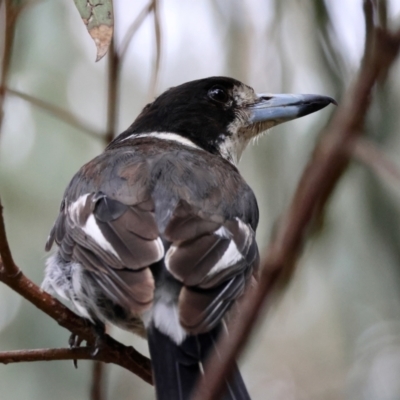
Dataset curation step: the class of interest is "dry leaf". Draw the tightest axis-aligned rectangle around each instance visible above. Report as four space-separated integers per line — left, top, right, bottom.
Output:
73 0 114 61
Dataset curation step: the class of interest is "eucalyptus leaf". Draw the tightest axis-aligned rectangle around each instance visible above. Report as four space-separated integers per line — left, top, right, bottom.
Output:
73 0 114 61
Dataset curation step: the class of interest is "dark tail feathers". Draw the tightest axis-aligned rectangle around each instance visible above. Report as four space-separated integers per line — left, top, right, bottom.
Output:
147 325 251 400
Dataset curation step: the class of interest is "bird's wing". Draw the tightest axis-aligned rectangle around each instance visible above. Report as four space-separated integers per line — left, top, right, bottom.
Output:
163 199 258 334
46 142 259 329
45 190 163 315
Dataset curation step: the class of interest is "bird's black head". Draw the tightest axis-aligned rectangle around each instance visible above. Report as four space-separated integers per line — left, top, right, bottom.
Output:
112 76 335 164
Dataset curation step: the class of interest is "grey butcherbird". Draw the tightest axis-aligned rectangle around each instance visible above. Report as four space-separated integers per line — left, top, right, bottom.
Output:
43 77 335 400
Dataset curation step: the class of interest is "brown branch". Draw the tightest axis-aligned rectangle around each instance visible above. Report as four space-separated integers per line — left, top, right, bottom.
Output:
105 38 119 144
104 0 161 144
350 137 400 187
90 325 110 400
0 259 153 382
0 347 101 365
118 0 155 61
147 0 161 101
0 1 21 135
0 202 153 384
0 0 41 134
192 26 400 400
1 87 104 140
362 0 374 66
91 360 106 400
378 0 388 29
0 202 18 276
0 345 138 381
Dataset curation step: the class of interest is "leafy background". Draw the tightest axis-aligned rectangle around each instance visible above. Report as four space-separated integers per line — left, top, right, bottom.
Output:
1 0 400 399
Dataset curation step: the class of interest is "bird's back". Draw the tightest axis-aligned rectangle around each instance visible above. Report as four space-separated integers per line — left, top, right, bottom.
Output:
44 137 259 335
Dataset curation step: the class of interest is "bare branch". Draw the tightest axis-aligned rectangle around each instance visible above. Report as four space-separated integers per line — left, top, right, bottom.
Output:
350 137 400 188
91 360 107 400
104 0 162 143
362 0 374 66
118 1 154 61
0 344 143 382
0 258 153 382
1 87 104 140
105 38 119 143
0 202 152 384
0 0 22 135
378 0 388 29
147 0 161 101
0 201 19 276
192 26 400 400
0 347 100 365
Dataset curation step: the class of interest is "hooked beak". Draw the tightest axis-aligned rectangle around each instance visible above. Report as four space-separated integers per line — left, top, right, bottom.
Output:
248 93 337 126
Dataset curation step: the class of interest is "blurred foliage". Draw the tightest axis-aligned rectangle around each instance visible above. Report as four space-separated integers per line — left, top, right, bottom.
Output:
1 0 400 399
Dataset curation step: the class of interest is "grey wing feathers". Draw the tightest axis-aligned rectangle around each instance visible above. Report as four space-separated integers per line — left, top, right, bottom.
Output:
46 192 162 314
164 200 259 334
45 143 259 335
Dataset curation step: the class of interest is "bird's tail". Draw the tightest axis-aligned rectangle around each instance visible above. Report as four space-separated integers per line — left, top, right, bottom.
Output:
147 325 251 400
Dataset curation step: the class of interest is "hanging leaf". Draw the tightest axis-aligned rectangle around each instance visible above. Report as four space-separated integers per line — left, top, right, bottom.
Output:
73 0 114 61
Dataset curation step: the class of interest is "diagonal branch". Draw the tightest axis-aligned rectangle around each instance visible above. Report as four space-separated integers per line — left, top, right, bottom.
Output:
147 0 161 101
118 0 155 61
192 26 400 400
0 0 23 136
350 137 400 188
1 87 104 140
0 202 18 276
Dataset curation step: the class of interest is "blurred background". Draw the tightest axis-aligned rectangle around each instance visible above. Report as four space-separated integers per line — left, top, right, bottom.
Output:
1 0 400 399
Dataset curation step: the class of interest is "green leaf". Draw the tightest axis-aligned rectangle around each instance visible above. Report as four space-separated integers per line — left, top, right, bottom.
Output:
73 0 114 61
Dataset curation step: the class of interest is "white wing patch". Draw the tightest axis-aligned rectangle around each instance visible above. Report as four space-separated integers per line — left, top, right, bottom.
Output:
164 244 177 272
153 237 166 262
206 239 243 278
82 214 121 259
214 226 231 239
208 218 253 278
69 194 90 225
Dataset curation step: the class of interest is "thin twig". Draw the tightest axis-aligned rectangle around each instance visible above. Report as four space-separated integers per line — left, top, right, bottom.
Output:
0 345 145 381
147 0 161 101
1 87 104 139
104 0 161 144
0 347 101 364
105 38 119 143
0 201 19 276
0 259 153 383
91 361 106 400
0 1 22 136
350 137 400 188
118 0 155 61
363 0 375 66
192 26 400 400
90 325 110 400
378 0 387 29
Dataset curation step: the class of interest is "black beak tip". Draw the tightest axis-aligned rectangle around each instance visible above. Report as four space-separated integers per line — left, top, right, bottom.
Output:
327 96 338 106
298 95 337 117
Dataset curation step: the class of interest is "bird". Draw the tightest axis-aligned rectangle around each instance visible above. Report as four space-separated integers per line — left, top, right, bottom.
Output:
42 76 335 400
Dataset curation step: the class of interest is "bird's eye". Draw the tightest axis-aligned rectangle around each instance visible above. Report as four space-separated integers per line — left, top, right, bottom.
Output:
208 86 229 103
